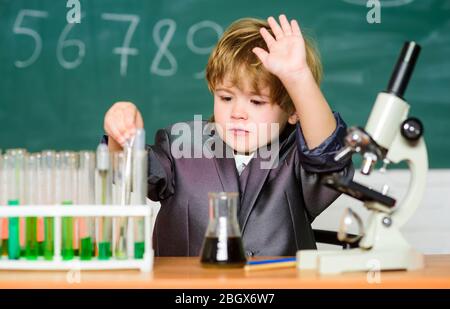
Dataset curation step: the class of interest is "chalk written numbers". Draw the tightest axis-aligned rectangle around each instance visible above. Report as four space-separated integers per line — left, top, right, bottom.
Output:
12 9 223 78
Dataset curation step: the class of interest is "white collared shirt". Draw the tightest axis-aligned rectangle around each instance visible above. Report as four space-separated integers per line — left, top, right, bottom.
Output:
233 152 254 175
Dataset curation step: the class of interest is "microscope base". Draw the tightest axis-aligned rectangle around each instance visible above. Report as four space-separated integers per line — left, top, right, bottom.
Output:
297 248 424 275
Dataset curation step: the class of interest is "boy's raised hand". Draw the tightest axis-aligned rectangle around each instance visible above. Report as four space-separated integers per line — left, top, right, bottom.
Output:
104 102 144 149
253 15 309 80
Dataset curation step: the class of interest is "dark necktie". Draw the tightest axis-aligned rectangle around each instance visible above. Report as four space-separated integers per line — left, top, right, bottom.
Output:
239 162 250 197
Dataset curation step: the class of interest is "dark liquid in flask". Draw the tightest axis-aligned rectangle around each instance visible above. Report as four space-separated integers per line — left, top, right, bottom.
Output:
200 236 247 268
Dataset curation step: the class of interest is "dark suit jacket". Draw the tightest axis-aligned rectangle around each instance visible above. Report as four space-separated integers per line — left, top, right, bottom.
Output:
146 113 352 257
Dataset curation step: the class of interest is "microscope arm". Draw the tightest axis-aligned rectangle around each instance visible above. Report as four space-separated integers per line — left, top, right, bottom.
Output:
386 131 428 228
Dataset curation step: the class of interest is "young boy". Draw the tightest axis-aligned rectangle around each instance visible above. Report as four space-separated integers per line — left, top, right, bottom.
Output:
103 15 352 256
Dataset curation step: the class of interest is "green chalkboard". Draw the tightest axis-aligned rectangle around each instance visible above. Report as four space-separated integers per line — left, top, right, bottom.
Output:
0 0 449 167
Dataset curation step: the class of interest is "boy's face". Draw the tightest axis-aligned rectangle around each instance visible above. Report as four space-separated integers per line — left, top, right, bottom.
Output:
213 75 295 154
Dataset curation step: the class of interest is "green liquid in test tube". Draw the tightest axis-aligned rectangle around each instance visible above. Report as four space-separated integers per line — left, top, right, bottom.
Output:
7 149 27 258
5 150 26 260
98 242 111 260
61 152 77 261
97 173 112 259
134 242 145 259
8 199 20 259
25 217 38 259
62 200 73 260
44 217 54 260
96 144 112 260
80 237 92 260
43 151 56 260
78 151 95 260
133 129 148 259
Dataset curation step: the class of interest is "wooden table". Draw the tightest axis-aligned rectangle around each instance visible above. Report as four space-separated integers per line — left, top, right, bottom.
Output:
0 255 450 288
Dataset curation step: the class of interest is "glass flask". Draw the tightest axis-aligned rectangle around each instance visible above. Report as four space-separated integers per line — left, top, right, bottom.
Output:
200 192 246 268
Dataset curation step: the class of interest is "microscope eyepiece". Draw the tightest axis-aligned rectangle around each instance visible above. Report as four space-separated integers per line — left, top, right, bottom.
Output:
386 41 421 99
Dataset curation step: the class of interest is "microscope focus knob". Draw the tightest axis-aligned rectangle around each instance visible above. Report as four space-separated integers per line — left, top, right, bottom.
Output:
401 117 423 141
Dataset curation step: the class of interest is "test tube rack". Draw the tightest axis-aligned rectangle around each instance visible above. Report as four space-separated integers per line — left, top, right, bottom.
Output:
0 205 153 272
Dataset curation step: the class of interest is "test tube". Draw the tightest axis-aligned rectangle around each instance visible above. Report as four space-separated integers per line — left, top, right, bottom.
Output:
61 151 77 260
35 153 45 256
132 129 148 259
5 151 24 259
43 151 56 260
112 151 128 259
1 154 11 257
24 154 39 260
95 143 112 260
6 149 27 257
78 151 95 260
71 152 80 257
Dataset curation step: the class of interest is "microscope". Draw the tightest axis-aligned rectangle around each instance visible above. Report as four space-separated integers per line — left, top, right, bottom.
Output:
297 41 428 274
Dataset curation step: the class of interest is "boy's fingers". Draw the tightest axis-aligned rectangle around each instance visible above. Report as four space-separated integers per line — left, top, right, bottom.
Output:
115 116 131 141
108 124 125 146
267 16 284 40
124 108 137 134
136 111 144 129
279 14 292 35
104 102 140 146
260 28 276 48
252 47 269 64
291 19 302 37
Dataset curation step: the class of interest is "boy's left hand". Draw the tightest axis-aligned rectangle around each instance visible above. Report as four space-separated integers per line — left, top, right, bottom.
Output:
253 15 309 80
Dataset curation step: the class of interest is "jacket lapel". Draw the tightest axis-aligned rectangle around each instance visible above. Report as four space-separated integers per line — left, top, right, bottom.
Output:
209 131 240 194
213 155 239 194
